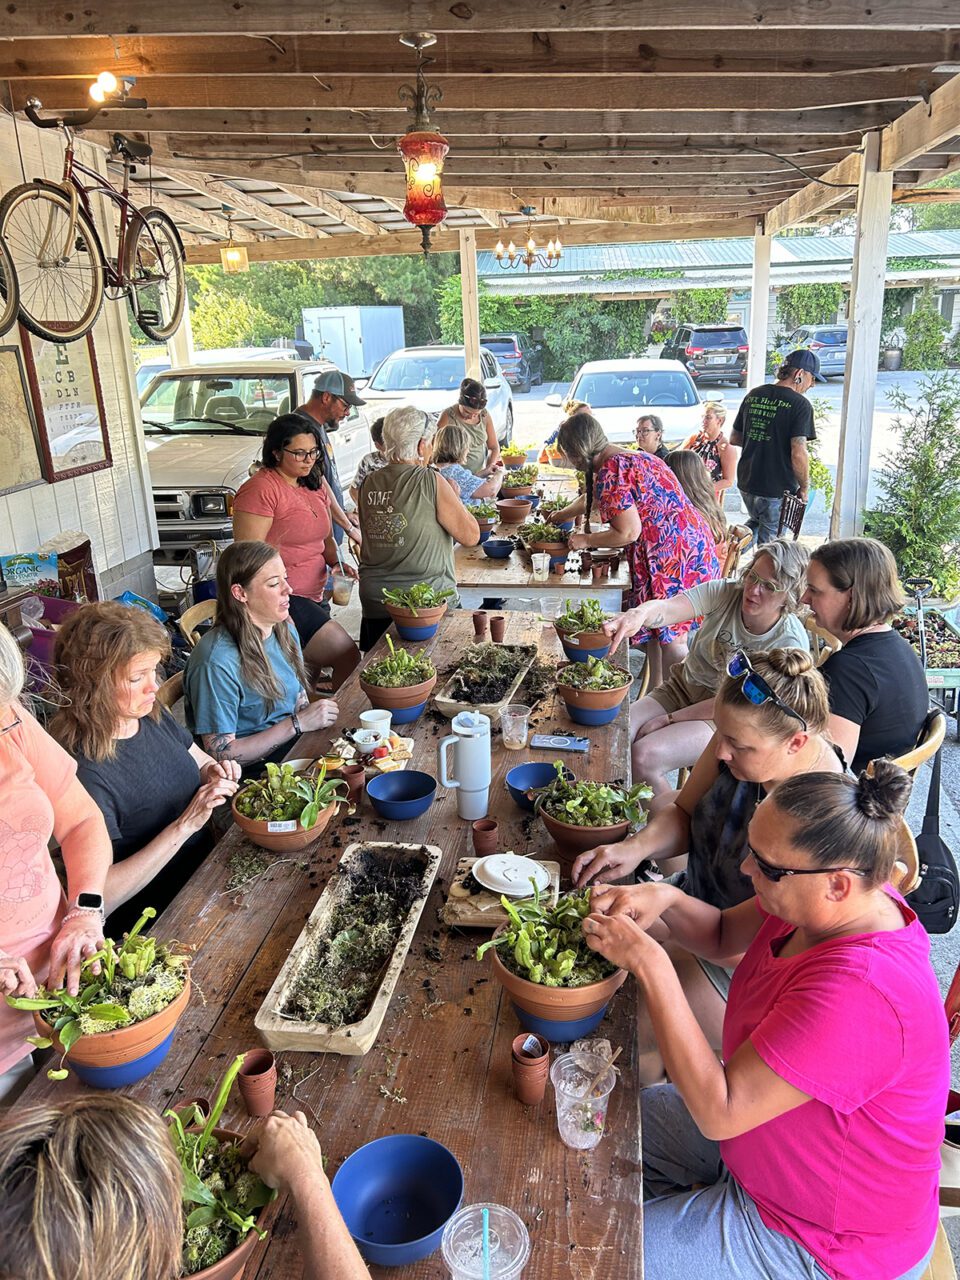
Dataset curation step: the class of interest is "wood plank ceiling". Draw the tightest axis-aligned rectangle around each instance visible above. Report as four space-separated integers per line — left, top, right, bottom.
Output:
2 3 960 259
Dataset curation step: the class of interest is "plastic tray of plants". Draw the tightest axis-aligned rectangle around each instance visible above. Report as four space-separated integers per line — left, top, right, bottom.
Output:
893 605 960 688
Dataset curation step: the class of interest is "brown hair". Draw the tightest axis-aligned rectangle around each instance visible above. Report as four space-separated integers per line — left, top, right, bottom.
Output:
666 450 727 544
716 647 830 740
770 759 912 886
809 537 905 629
556 411 610 530
214 540 307 709
52 602 171 762
0 1095 182 1280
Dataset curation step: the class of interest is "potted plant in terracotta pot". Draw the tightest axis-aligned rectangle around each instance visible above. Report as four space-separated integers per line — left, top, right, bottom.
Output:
534 762 651 870
359 635 437 724
500 442 528 470
232 760 349 854
477 883 627 1040
467 498 500 542
167 1053 277 1278
8 907 190 1087
496 497 534 525
382 583 455 641
520 519 569 566
553 598 612 662
501 462 539 498
537 497 574 531
556 657 633 726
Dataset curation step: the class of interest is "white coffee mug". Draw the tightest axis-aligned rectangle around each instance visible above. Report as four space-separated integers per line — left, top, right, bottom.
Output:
360 708 392 736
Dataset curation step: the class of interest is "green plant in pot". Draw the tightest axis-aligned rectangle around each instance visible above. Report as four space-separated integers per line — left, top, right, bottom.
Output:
166 1053 277 1276
553 597 612 660
501 462 539 494
382 583 454 639
557 657 633 726
359 635 438 722
232 761 349 853
535 761 652 862
521 519 569 551
500 442 528 467
467 499 500 523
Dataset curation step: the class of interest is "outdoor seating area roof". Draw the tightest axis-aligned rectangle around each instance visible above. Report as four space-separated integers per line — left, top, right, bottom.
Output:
2 5 960 254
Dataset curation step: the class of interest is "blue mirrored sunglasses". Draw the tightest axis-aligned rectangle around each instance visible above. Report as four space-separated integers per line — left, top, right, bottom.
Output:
725 651 808 731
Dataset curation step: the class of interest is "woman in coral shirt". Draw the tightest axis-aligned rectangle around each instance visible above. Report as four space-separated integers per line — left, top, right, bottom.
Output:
0 623 111 1100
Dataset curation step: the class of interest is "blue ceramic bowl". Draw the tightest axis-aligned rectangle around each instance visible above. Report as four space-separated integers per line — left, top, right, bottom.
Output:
511 1002 610 1043
482 539 514 560
563 701 621 727
505 762 575 812
366 770 437 820
332 1134 464 1267
526 492 541 511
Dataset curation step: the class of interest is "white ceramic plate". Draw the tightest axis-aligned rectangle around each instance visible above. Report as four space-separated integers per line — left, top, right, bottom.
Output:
472 853 551 897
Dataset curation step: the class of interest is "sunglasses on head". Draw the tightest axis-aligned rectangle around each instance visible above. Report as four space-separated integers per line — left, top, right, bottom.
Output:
746 843 869 884
726 651 808 731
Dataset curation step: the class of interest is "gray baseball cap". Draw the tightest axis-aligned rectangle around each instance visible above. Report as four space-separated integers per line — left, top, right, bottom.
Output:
313 368 366 406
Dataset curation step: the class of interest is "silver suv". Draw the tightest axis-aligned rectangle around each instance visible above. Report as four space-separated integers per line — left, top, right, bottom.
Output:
139 360 371 575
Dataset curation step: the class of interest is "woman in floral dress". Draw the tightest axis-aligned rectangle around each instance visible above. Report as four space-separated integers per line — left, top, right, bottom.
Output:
556 412 720 688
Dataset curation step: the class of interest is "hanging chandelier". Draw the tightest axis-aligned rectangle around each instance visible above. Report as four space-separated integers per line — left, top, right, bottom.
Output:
495 206 562 272
397 32 449 255
219 207 249 274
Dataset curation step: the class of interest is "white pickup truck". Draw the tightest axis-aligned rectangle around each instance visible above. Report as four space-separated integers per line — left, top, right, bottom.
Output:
139 359 372 579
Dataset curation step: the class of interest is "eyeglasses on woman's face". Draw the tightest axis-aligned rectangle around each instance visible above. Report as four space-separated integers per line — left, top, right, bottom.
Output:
743 567 782 595
0 709 21 735
283 446 321 462
726 650 808 731
746 843 869 884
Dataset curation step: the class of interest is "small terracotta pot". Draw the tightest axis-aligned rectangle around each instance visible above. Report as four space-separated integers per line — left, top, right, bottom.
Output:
173 1094 211 1121
473 611 489 640
237 1048 277 1117
189 1127 268 1280
472 819 499 855
512 1053 549 1105
231 797 337 855
512 1031 549 1063
580 551 593 572
591 564 605 582
341 763 365 802
550 561 566 576
490 615 506 643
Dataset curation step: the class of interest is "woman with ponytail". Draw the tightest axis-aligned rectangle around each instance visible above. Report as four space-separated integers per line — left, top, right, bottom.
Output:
584 760 947 1280
550 412 720 689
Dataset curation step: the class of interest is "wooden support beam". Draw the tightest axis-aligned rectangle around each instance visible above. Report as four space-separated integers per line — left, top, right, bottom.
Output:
136 190 254 240
265 181 385 235
881 71 960 169
4 31 958 81
893 187 960 202
460 229 481 381
765 151 863 234
471 210 500 228
156 167 317 237
263 153 845 177
747 224 772 389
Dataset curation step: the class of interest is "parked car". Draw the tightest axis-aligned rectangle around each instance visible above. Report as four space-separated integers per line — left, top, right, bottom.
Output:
357 344 514 444
479 333 544 392
135 346 307 397
660 323 749 386
546 358 704 444
774 324 848 380
139 359 371 579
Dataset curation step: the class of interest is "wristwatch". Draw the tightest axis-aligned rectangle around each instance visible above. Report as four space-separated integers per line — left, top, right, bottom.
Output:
75 892 104 914
291 710 303 736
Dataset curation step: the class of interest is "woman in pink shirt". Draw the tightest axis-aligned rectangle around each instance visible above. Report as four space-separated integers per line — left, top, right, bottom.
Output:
0 623 112 1101
233 414 359 690
584 761 946 1280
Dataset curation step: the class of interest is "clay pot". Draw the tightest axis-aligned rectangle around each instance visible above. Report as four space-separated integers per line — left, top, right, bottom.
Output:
473 611 489 640
539 809 630 872
237 1048 277 1117
489 940 627 1038
553 623 611 663
500 483 534 499
490 615 506 643
579 551 593 572
190 1127 269 1280
472 819 499 855
502 456 526 470
591 564 606 582
496 499 533 524
511 1032 550 1104
359 672 438 725
341 763 366 802
556 662 633 727
550 561 566 576
384 601 448 643
231 797 337 855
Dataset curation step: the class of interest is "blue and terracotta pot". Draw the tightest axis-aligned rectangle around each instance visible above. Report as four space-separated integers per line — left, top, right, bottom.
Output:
557 662 632 726
360 672 437 724
489 937 626 1042
384 601 448 643
553 623 611 663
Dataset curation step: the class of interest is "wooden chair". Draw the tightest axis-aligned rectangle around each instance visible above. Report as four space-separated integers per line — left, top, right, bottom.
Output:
156 670 184 712
891 709 947 777
178 599 217 648
890 818 921 896
804 616 842 668
921 1224 957 1279
723 525 752 580
777 490 806 541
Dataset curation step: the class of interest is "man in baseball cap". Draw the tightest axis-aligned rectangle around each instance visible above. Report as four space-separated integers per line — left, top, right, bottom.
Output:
295 368 367 547
311 368 367 408
730 348 822 544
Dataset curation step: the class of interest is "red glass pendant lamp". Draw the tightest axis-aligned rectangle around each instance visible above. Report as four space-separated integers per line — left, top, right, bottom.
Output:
397 33 450 254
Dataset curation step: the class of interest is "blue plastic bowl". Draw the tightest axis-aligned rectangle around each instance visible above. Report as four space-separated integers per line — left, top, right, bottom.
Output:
482 539 514 560
394 621 441 643
511 1002 610 1043
561 641 611 664
366 770 437 820
563 701 621 727
556 518 574 532
526 492 541 511
71 1028 177 1089
505 762 575 812
332 1134 464 1267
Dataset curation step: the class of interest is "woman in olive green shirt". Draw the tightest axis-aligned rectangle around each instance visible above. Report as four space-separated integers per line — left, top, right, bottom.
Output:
357 406 481 651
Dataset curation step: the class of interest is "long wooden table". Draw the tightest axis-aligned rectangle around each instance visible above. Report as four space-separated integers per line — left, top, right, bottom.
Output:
19 613 643 1280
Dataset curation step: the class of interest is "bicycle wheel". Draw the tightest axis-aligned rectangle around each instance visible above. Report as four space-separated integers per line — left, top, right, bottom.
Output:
125 207 185 342
0 180 105 343
0 234 19 337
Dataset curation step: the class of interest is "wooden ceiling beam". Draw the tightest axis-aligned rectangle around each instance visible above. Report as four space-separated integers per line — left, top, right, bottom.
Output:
3 31 958 80
263 181 386 235
236 154 844 177
14 72 947 114
135 190 257 240
156 167 321 237
764 151 863 234
881 71 960 169
8 2 960 36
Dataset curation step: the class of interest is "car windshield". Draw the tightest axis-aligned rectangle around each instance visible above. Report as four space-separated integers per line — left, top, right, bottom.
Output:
140 373 294 433
693 330 747 348
815 329 848 346
569 370 699 409
136 364 169 394
368 353 466 392
482 340 519 355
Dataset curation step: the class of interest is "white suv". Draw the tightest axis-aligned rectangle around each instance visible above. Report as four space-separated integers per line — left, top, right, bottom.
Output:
139 359 371 575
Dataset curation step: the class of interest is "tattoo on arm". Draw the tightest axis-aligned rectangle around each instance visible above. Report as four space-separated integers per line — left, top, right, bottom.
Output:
206 733 236 762
647 611 666 629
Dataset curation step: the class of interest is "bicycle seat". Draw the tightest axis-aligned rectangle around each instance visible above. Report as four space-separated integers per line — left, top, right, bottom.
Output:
112 133 153 162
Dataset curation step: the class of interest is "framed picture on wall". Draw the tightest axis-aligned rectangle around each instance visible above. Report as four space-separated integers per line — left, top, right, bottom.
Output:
0 344 44 495
20 327 112 482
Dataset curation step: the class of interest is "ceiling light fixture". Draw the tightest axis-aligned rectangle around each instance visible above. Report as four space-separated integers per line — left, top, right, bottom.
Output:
396 32 449 255
495 206 562 272
219 207 249 274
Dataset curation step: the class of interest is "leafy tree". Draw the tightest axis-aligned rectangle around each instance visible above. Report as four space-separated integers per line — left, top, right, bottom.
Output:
670 288 730 325
905 172 960 233
190 291 272 349
902 286 949 370
777 283 844 331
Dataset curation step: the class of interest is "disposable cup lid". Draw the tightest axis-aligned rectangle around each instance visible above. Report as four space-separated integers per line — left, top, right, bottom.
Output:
441 1202 531 1278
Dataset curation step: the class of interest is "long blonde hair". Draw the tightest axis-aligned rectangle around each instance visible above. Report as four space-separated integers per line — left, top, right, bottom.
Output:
666 450 727 545
0 1095 183 1280
214 541 307 710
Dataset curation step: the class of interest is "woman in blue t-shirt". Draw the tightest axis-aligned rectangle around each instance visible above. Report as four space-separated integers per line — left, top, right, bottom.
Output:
185 540 340 774
52 601 242 935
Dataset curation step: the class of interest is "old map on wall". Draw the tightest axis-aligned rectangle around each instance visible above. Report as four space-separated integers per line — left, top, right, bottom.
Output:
0 345 43 494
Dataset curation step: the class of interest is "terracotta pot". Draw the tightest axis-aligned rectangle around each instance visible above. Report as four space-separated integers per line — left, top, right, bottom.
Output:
359 672 437 721
341 763 365 802
550 561 566 576
472 611 489 640
529 540 568 559
512 1053 549 1104
190 1127 269 1280
511 1031 549 1063
497 499 533 524
502 456 526 469
489 940 626 1024
553 623 611 663
556 663 633 721
472 819 499 855
36 973 191 1087
501 484 534 499
237 1048 277 1117
231 797 337 855
383 601 448 642
490 615 506 643
579 551 593 572
540 809 630 870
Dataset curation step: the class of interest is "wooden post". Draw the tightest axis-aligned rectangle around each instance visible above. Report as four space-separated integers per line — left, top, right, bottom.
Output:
166 293 195 368
746 221 771 390
831 132 892 538
459 227 481 381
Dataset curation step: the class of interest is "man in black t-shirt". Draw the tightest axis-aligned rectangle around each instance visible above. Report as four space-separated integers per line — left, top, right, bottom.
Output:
730 348 822 544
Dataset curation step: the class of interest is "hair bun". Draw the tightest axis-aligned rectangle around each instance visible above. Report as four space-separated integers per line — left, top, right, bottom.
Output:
766 647 814 679
856 759 912 822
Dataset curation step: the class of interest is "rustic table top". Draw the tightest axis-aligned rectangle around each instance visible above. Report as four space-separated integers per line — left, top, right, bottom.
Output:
19 613 642 1280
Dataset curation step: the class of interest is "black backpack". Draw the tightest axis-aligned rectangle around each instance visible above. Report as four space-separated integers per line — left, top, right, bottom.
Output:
906 746 959 934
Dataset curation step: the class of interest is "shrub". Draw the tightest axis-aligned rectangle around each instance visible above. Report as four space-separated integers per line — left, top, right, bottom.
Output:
902 287 948 371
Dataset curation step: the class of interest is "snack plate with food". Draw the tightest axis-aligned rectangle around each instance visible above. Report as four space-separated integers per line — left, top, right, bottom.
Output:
327 733 415 776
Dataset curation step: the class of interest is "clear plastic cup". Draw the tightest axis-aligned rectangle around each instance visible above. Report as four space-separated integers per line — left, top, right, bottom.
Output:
539 596 560 620
331 570 354 606
550 1051 617 1151
441 1203 531 1279
500 703 531 751
531 553 550 582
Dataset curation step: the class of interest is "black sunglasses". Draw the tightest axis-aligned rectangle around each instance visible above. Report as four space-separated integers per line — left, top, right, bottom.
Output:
747 843 869 884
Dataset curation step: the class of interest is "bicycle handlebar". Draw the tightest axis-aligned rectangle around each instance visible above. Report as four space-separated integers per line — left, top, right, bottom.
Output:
24 97 103 129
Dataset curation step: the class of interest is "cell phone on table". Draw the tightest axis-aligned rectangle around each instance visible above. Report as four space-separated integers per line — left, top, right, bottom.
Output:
529 734 591 753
